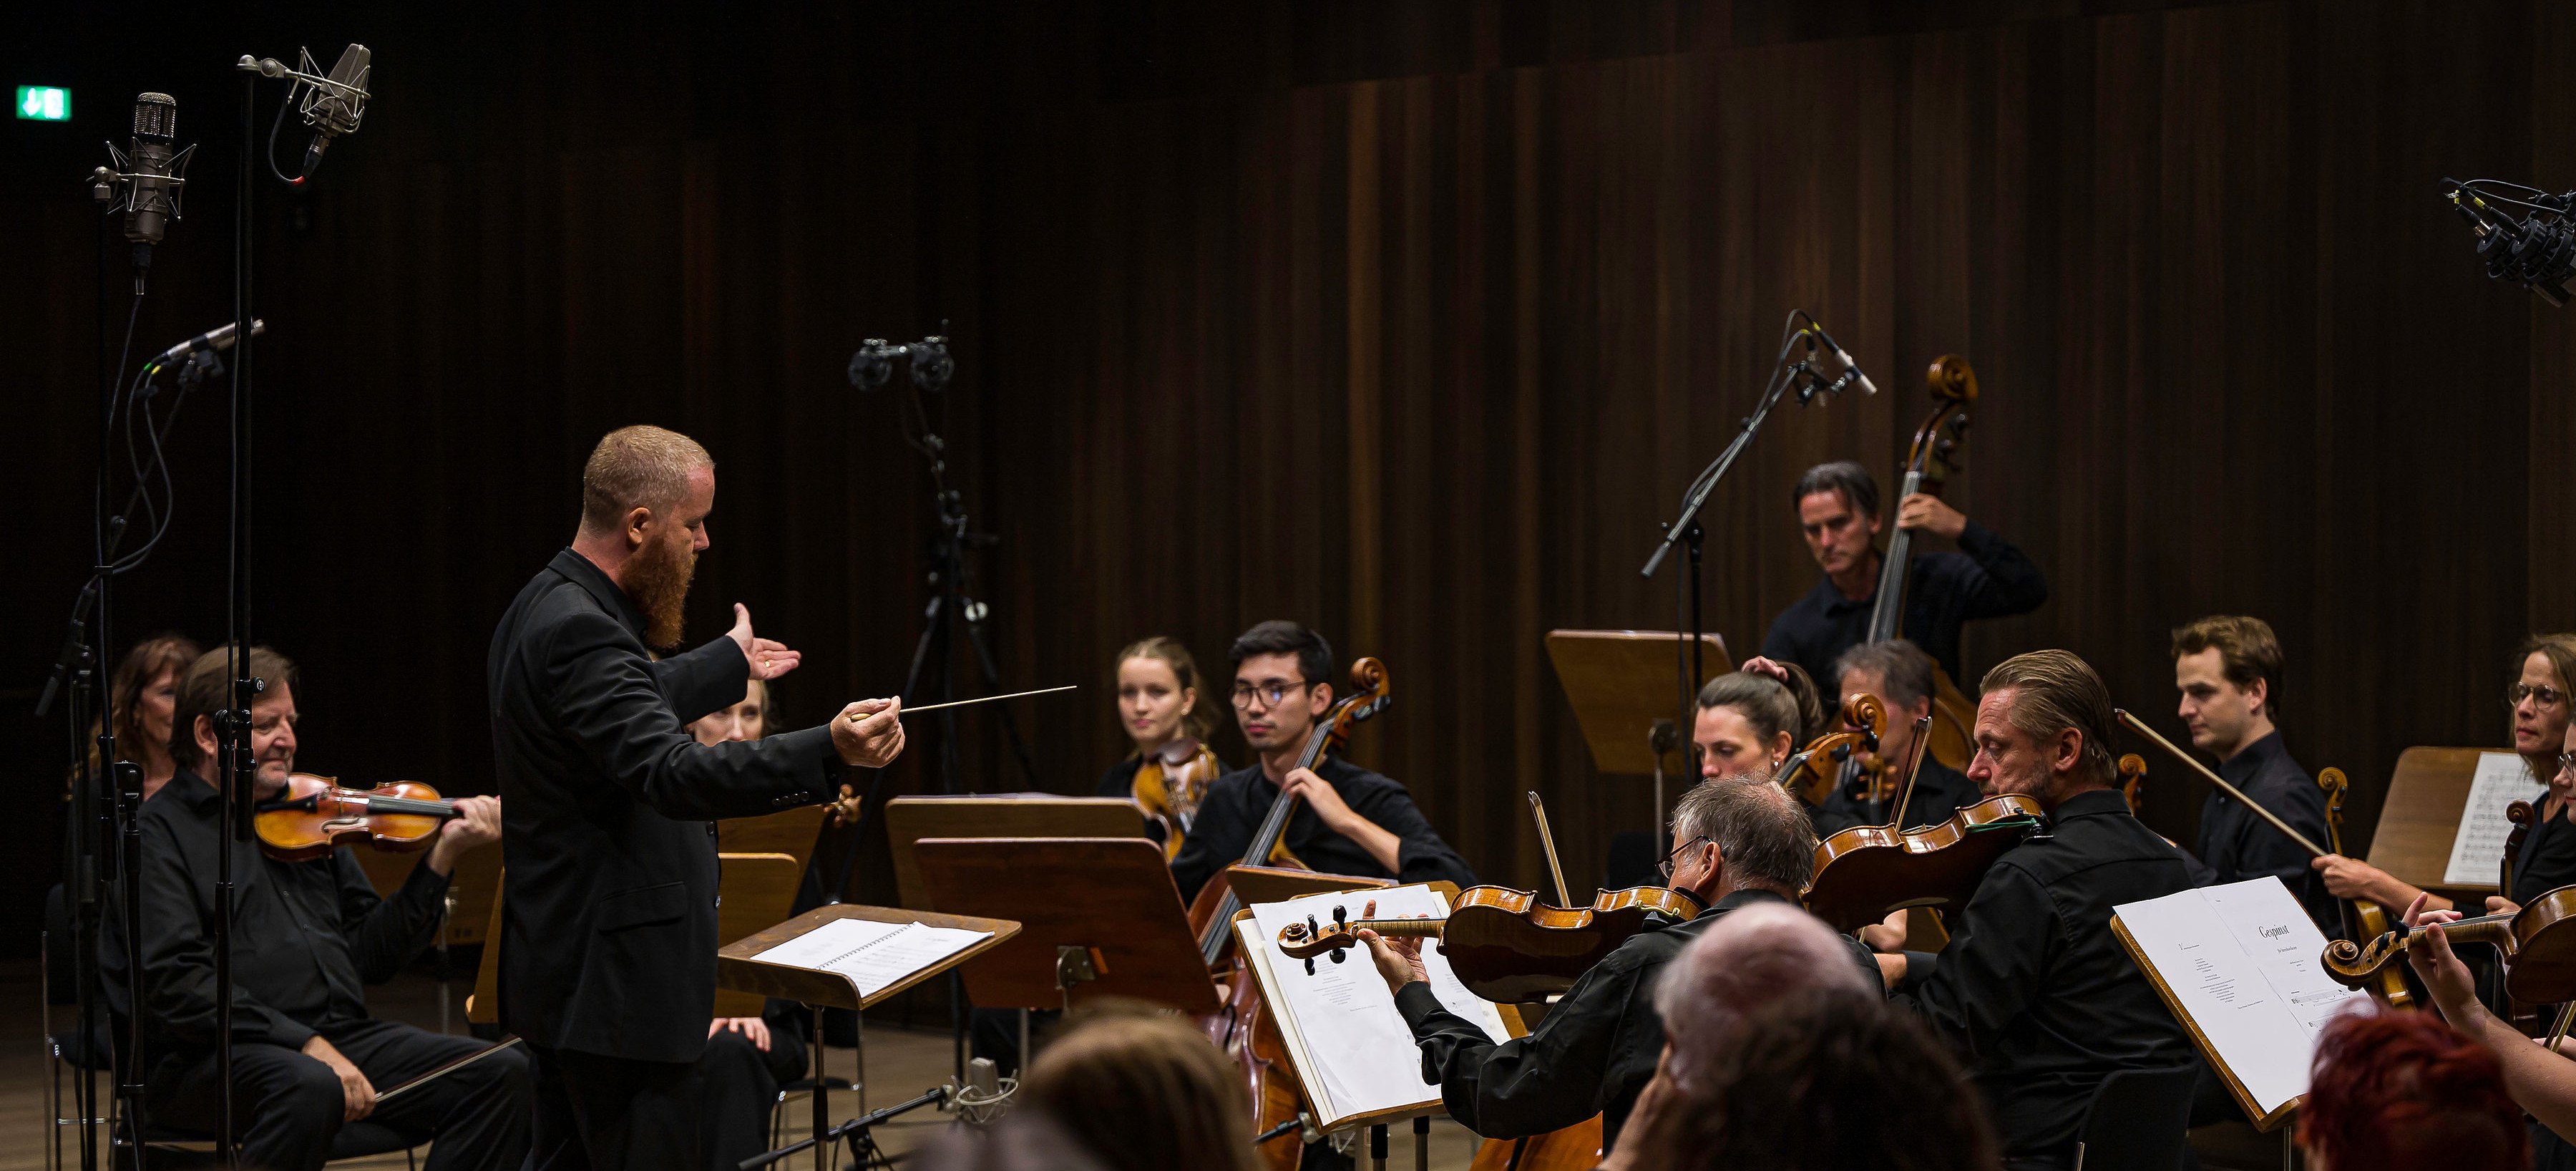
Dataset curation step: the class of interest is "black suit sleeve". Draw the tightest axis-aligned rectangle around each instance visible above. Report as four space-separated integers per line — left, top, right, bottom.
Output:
1902 861 2057 1059
649 635 754 727
546 608 841 820
134 816 316 1051
1945 521 2049 621
1393 957 1652 1139
333 849 452 985
1352 783 1477 888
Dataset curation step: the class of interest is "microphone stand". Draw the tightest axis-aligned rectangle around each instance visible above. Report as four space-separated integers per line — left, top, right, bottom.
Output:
208 66 262 1170
736 1086 946 1170
1636 323 1842 782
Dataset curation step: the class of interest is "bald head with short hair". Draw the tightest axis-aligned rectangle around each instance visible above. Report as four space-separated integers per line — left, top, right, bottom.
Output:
1652 902 1869 1092
580 425 713 538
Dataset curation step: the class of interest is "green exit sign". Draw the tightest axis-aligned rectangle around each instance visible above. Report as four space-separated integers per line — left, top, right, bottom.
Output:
17 86 69 121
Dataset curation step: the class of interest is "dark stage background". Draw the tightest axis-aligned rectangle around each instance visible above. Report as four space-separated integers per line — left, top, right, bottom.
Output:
6 1 2574 958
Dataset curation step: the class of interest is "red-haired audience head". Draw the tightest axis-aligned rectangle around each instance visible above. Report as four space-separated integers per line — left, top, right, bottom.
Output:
2297 1007 2524 1171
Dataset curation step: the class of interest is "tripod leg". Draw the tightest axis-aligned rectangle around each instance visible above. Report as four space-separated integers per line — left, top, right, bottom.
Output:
957 598 1042 789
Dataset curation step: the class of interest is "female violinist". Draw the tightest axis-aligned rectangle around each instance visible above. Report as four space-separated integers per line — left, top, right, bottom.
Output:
2313 635 2576 914
1692 659 1827 780
1093 636 1224 854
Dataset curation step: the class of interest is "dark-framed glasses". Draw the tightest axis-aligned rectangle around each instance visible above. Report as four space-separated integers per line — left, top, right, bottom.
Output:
1657 834 1713 880
1231 680 1314 709
2510 683 2568 709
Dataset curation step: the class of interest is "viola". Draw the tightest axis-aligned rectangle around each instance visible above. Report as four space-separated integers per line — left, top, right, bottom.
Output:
1802 716 2044 932
1276 885 1704 1004
1186 656 1392 1171
255 772 462 863
1788 694 1888 809
2323 883 2576 1004
1133 737 1221 862
1863 355 1984 771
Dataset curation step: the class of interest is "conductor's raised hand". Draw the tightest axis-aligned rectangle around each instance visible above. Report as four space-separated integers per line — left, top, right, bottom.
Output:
1353 897 1430 994
833 699 906 768
728 603 801 681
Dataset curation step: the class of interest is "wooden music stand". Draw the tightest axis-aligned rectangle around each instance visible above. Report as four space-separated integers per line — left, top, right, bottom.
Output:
718 903 1020 1152
466 869 505 1026
718 805 831 873
1546 629 1729 776
2371 747 2524 900
1223 864 1392 907
912 837 1217 1014
885 795 1143 910
712 852 806 1017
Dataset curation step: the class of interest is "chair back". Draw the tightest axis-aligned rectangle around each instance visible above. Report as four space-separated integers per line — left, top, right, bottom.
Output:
2072 1064 2200 1171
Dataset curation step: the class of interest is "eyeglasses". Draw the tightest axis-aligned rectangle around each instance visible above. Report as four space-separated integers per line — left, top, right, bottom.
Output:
2511 683 2569 709
1231 681 1315 709
1657 835 1713 881
2558 752 2576 774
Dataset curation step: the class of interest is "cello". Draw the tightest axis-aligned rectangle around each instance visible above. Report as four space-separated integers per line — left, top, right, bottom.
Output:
1862 355 1983 770
1193 658 1392 1171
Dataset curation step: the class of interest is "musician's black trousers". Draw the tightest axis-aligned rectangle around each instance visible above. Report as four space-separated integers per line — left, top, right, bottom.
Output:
530 1035 804 1171
147 1017 530 1171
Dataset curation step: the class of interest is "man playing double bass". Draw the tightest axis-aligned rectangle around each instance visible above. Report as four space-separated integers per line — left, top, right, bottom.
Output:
489 425 908 1170
1760 460 2047 691
1167 621 1473 903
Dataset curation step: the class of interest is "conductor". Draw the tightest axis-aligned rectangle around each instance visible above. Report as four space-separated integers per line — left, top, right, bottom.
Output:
489 425 907 1170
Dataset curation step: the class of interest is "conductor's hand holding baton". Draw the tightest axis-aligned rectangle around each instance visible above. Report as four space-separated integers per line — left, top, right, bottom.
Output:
833 699 907 769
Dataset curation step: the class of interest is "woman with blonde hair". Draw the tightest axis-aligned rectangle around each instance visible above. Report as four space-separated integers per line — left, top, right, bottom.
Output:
1096 636 1226 852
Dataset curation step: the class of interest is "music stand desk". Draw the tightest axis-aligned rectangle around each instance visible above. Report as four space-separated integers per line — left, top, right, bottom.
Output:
1544 629 1729 777
886 795 1144 910
914 837 1216 1013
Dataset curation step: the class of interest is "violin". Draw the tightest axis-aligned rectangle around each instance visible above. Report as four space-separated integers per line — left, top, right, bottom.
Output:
1802 716 2045 932
255 772 462 863
1863 355 1984 771
1788 694 1888 808
2323 883 2576 1005
1276 885 1703 1004
1133 737 1221 862
2117 754 2147 815
1189 657 1391 1171
2319 767 2414 1008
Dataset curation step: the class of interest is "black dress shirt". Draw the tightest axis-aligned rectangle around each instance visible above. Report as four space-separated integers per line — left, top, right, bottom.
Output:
1093 757 1143 799
1166 757 1474 903
1758 520 2048 688
489 548 846 1063
2177 732 2338 936
104 770 450 1076
1811 756 1985 837
1900 788 2196 1166
1392 888 1883 1148
2513 799 2576 905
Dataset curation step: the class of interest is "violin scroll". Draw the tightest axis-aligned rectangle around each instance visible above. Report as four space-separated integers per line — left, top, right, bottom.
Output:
2117 754 2148 816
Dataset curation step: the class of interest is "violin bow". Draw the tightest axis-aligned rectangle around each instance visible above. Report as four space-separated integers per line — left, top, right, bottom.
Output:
1526 792 1574 906
2114 709 2327 857
1888 716 1935 830
374 1037 523 1105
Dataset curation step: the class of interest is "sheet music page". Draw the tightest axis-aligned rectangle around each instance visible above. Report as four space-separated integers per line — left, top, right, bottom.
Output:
750 917 993 999
2444 752 2546 886
2115 878 2368 1117
1247 885 1510 1127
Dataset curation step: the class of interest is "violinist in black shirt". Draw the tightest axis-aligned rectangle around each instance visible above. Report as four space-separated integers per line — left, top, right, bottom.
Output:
1166 621 1471 901
109 646 525 1171
1760 460 2046 690
2167 616 2338 934
1875 650 2194 1170
1803 641 1982 836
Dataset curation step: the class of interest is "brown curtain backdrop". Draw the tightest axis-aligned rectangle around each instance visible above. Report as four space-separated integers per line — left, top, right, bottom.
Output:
9 1 2575 953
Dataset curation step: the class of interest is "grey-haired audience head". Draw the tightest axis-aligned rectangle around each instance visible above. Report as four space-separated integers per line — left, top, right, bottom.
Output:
1653 903 1868 1093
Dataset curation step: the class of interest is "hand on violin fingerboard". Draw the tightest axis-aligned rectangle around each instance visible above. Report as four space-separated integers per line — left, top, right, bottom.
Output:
1353 897 1432 994
1894 492 1967 540
427 795 503 876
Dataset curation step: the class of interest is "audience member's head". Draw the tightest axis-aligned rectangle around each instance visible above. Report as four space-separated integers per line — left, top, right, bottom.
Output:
1018 1004 1256 1171
2298 1008 2523 1171
1652 901 1865 1093
1670 986 1999 1171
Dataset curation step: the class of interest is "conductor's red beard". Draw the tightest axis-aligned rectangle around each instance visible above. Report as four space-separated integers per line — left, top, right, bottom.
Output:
625 533 698 651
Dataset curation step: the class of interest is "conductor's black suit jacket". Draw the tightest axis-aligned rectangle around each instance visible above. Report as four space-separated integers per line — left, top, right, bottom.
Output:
489 548 844 1063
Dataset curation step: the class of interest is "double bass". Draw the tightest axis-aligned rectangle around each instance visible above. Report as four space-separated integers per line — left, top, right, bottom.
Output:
1192 658 1391 1171
1863 355 1984 770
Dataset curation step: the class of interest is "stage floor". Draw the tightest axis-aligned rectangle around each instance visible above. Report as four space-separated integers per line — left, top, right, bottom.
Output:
6 959 1488 1170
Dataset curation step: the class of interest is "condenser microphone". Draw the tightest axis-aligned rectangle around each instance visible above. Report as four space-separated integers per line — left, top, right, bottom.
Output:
123 93 182 246
298 44 371 179
1809 324 1880 396
149 319 266 369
